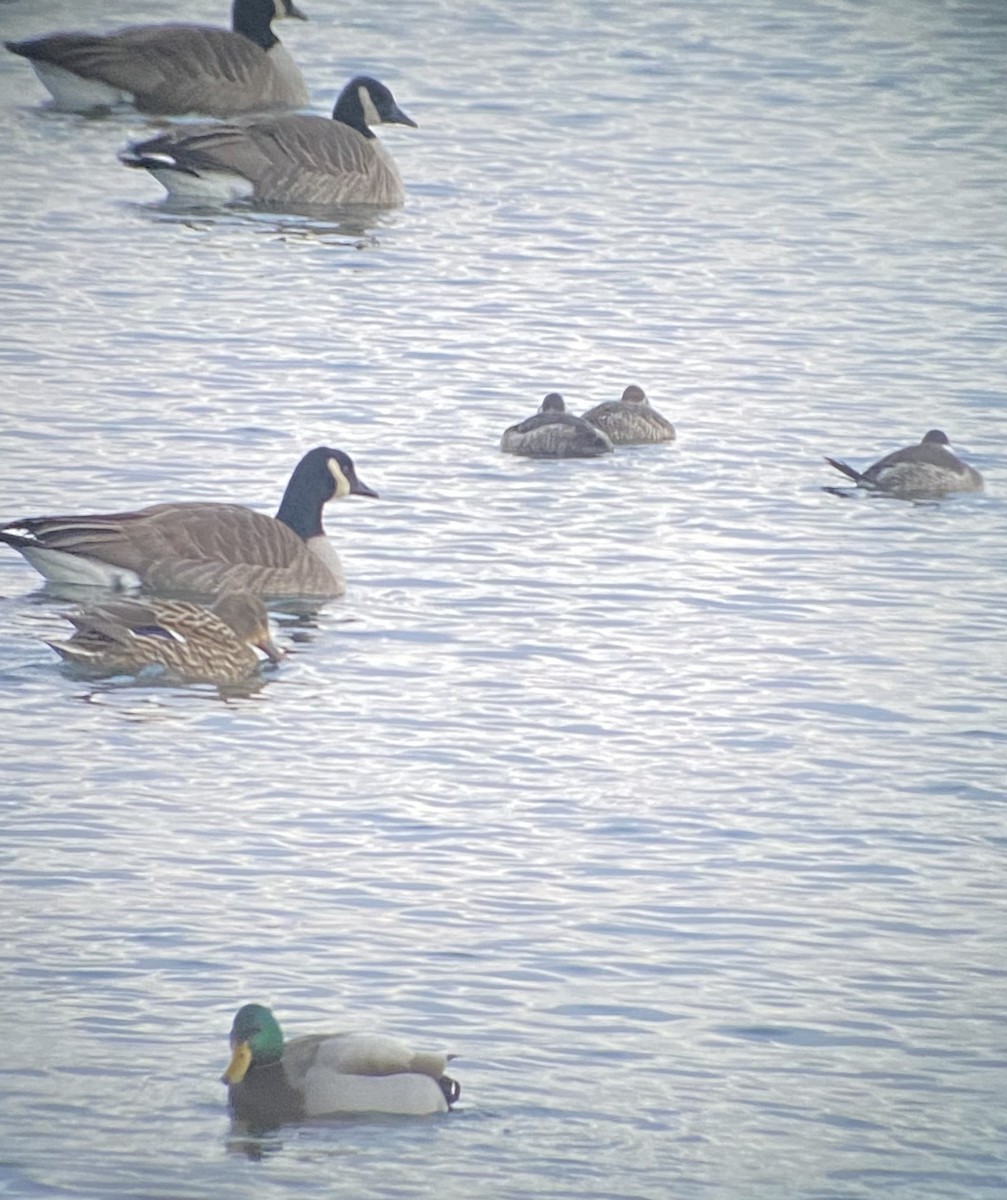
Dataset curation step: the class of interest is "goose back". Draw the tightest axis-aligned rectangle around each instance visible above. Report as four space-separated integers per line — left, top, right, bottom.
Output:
5 0 308 116
0 447 378 600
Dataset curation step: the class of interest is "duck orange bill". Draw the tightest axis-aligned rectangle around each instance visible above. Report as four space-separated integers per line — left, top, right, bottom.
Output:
258 635 285 664
222 1041 253 1084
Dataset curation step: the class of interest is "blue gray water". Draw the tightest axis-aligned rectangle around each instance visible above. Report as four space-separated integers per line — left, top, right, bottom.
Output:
1 0 1005 1197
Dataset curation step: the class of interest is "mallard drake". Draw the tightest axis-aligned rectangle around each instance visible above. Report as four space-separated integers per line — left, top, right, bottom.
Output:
0 446 378 599
48 592 283 684
222 1003 460 1125
121 76 417 208
581 385 676 445
824 429 984 499
500 393 615 459
4 0 308 117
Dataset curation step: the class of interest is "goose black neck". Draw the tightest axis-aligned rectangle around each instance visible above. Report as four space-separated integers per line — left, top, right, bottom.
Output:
275 463 330 541
232 0 280 50
333 84 376 139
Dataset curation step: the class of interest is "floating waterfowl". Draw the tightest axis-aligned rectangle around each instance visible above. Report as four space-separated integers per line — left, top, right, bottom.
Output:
0 447 378 600
48 592 283 684
581 385 676 445
5 0 309 117
222 1003 460 1126
121 75 417 208
824 430 983 499
500 393 614 458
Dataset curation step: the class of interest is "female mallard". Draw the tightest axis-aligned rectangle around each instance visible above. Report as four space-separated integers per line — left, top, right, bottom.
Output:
581 385 676 445
0 447 377 600
222 1003 460 1125
47 592 282 684
4 0 309 117
824 429 984 499
500 393 614 459
120 76 417 208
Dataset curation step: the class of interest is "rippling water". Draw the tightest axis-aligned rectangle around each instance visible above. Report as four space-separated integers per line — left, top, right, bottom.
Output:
1 0 1006 1197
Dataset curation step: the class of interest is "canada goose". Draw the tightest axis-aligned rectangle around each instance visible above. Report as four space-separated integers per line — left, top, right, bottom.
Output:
4 0 308 117
581 385 676 445
0 447 378 599
47 592 283 684
824 430 984 499
120 76 417 208
501 393 614 458
223 1003 460 1126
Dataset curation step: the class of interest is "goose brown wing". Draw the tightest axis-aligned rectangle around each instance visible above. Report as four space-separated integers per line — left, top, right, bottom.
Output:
127 504 336 595
13 504 299 567
11 504 337 595
20 26 291 116
132 122 276 181
247 118 404 205
123 28 286 116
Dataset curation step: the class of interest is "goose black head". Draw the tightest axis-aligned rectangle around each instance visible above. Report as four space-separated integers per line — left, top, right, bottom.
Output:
334 76 418 138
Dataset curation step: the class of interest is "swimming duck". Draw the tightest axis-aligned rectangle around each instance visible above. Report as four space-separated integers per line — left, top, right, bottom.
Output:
824 430 984 499
500 393 615 458
4 0 308 117
0 447 378 599
581 385 676 445
120 76 417 208
48 592 283 684
222 1003 460 1126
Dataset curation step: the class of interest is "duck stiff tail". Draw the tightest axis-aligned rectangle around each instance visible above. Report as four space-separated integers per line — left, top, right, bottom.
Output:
823 456 868 485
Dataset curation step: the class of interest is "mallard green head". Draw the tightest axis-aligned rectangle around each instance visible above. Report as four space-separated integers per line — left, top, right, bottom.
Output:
222 1003 284 1084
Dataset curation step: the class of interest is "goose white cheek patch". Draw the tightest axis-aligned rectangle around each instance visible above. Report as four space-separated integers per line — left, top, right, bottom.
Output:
360 87 382 127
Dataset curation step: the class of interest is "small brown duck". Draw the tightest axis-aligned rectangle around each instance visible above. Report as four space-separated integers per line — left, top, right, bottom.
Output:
581 385 676 445
500 393 614 458
48 592 283 684
824 430 984 499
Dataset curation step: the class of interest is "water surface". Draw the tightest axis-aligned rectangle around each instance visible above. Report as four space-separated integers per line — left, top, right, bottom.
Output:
1 0 1005 1197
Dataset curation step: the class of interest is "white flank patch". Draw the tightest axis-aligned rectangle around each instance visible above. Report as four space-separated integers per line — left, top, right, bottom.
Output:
17 547 142 590
33 62 128 113
147 167 255 205
303 1069 447 1116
